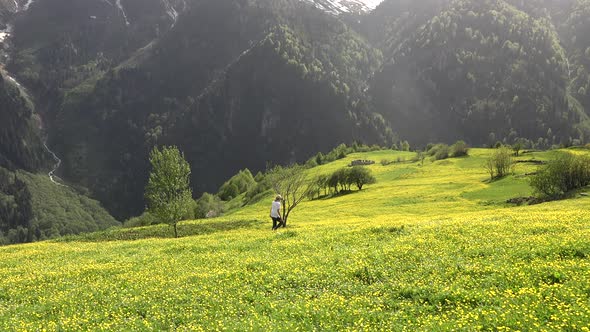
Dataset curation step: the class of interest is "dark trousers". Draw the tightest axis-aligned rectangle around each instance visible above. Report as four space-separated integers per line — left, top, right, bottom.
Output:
271 217 283 230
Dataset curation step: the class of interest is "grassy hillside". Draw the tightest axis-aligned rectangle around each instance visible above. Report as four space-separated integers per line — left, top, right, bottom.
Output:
1 148 590 330
0 168 120 244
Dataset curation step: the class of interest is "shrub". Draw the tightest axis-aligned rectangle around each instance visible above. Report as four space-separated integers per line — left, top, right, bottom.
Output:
530 153 590 198
124 211 158 228
305 158 318 168
195 193 225 218
244 178 271 204
450 140 469 157
217 169 256 201
400 141 410 151
484 147 513 179
309 144 355 166
428 144 450 160
512 142 523 156
254 172 265 182
370 144 382 151
434 148 449 160
218 182 239 201
412 151 426 165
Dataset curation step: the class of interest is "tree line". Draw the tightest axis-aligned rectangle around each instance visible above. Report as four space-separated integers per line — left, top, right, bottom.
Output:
139 143 381 235
137 140 590 236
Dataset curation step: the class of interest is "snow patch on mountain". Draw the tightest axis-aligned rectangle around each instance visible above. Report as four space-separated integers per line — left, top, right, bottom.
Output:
161 0 186 27
0 25 11 43
22 0 34 11
116 0 130 25
303 0 384 14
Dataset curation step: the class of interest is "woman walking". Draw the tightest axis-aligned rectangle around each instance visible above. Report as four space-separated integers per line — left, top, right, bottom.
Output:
270 195 283 230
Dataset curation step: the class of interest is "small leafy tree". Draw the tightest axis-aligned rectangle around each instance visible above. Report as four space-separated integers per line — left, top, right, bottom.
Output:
450 140 469 157
218 182 239 201
512 142 523 156
315 152 325 165
195 193 225 218
418 151 426 165
484 157 495 179
217 169 256 200
244 177 271 205
145 146 193 238
428 143 450 160
333 168 351 191
306 175 327 200
327 171 340 194
484 147 513 180
530 153 590 198
348 167 376 190
401 140 410 151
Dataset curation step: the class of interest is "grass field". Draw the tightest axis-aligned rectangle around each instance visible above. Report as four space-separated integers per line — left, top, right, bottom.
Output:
1 148 589 330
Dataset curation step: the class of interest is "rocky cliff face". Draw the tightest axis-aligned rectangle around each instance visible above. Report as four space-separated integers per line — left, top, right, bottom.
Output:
0 73 50 171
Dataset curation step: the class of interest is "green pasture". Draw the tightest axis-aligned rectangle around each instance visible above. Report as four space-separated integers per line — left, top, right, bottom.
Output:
1 148 589 330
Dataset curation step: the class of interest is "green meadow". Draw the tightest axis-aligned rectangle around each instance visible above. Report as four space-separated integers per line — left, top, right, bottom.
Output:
1 149 590 331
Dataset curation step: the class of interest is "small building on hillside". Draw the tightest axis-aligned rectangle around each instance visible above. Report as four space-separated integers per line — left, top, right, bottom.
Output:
350 160 375 166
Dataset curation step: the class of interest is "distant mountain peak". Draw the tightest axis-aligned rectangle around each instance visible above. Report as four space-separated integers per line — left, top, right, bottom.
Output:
303 0 384 14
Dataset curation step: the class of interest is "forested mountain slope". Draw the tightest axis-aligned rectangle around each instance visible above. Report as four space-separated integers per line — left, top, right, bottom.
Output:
369 0 588 146
0 74 120 244
362 0 451 51
0 73 49 171
0 167 120 244
50 0 388 218
562 0 590 124
3 0 590 221
170 22 387 194
0 1 123 243
7 0 186 102
0 0 17 22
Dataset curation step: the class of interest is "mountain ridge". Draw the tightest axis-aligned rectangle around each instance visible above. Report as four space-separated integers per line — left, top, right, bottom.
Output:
303 0 384 14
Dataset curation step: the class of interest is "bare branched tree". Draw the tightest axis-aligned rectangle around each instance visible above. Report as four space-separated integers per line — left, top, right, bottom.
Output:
267 165 312 227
